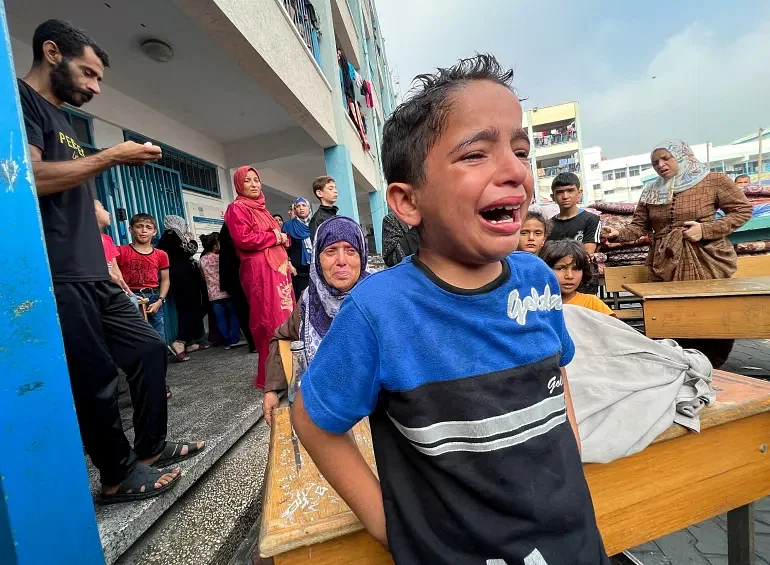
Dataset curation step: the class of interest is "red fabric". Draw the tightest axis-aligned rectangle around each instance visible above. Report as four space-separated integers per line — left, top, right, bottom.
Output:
232 166 288 273
101 234 119 264
116 244 170 289
226 167 294 388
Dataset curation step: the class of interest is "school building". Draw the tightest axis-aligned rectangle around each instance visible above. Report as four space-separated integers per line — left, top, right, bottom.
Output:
5 0 397 252
523 101 586 203
590 132 770 204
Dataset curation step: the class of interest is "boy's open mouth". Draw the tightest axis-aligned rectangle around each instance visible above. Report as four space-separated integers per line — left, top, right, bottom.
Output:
479 203 520 224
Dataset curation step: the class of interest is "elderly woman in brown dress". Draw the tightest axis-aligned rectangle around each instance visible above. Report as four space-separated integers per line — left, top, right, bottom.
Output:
603 139 752 367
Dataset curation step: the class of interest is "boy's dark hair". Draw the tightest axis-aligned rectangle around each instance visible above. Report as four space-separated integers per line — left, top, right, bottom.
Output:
540 239 595 292
735 174 750 182
33 19 110 67
551 172 581 191
272 214 284 222
381 53 515 186
129 213 156 229
200 232 219 253
312 176 335 199
524 210 549 236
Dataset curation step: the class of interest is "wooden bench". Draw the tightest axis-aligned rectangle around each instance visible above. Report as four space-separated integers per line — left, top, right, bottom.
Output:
259 370 770 564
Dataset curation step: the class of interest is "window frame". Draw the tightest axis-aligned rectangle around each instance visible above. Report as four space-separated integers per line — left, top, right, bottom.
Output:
61 107 96 149
123 130 221 198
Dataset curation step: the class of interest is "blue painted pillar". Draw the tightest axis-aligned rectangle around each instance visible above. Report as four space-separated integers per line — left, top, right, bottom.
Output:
324 145 359 222
368 189 386 252
0 4 105 564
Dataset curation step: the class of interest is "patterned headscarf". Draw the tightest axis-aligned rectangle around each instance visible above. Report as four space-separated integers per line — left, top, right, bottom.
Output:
300 216 369 362
163 215 197 253
639 140 709 206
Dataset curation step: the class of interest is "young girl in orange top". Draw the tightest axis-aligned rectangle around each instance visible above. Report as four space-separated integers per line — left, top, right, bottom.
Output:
541 239 615 317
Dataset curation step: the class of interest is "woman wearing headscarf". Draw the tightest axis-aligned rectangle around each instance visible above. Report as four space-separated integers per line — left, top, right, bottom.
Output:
603 139 752 367
262 216 369 425
382 212 420 267
282 197 313 298
157 215 209 361
224 166 294 389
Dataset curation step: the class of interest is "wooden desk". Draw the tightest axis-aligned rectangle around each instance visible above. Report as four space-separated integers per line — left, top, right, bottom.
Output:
260 372 770 564
623 276 770 339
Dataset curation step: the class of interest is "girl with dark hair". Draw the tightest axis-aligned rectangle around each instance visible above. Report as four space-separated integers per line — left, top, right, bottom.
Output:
200 233 246 350
541 240 615 317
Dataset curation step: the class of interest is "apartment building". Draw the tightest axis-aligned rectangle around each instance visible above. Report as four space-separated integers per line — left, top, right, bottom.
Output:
523 101 586 202
6 0 396 251
596 138 770 203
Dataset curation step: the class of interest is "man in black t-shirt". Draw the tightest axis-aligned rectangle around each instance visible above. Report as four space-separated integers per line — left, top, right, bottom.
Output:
20 19 203 503
547 172 601 255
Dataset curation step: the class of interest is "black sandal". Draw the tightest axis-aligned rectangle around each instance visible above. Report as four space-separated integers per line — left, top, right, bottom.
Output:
100 463 180 505
153 440 206 467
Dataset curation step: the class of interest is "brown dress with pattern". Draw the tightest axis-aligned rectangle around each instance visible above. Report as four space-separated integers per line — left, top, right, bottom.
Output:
616 172 752 367
617 172 752 282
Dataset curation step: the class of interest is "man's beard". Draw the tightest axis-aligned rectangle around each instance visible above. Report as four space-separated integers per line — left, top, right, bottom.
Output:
50 59 93 107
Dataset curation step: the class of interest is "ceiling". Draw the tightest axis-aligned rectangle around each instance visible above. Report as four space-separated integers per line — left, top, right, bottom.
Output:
6 0 298 143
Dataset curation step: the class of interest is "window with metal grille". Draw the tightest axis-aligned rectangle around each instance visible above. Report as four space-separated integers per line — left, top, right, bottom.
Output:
62 107 95 151
124 131 220 197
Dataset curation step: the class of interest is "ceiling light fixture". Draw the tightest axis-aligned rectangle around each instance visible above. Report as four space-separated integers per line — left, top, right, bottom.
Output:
140 39 174 63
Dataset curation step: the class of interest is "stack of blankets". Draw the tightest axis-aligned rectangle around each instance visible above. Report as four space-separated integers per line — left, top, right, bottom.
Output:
726 184 770 258
584 202 649 274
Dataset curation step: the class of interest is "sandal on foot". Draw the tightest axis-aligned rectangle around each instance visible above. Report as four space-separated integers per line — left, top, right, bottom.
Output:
153 440 206 467
166 384 172 399
167 345 190 362
100 463 180 505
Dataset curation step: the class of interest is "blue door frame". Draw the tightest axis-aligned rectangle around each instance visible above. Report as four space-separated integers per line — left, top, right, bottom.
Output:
0 3 105 563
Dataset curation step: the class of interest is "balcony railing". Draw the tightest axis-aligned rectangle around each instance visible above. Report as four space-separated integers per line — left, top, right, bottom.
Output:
534 131 577 148
538 163 581 178
282 0 321 64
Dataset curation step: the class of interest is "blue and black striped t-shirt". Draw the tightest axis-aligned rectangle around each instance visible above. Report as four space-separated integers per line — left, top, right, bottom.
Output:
301 252 609 565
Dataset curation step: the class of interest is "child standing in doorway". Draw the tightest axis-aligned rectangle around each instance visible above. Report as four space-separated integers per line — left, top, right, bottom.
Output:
199 233 246 350
94 199 133 298
116 214 170 340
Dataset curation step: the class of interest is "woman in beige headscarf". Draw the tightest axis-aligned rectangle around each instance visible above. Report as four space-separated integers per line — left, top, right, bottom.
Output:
603 139 752 367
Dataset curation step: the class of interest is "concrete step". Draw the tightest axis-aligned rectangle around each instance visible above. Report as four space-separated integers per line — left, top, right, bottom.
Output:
116 419 270 565
85 346 264 565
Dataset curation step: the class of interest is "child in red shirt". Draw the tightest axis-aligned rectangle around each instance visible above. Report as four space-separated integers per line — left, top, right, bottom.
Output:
95 199 132 296
117 213 170 339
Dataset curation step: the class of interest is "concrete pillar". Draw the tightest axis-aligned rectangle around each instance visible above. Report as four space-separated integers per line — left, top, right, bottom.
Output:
0 3 104 563
369 189 386 252
314 0 360 225
325 145 359 222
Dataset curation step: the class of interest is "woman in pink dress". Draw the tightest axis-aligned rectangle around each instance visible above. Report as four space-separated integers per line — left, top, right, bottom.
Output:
224 166 294 388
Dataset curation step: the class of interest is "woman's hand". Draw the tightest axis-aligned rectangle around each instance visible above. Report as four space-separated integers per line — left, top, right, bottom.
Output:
263 392 280 427
601 226 619 239
289 263 298 276
683 221 703 242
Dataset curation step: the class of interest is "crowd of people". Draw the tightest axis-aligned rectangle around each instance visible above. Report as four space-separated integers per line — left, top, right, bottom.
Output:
19 13 756 565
